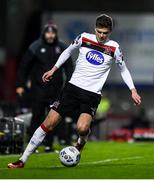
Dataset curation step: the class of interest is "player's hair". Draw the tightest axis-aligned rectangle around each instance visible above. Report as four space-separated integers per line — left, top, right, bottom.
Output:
96 14 113 31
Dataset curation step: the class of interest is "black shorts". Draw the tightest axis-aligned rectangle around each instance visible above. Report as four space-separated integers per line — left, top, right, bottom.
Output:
52 83 101 118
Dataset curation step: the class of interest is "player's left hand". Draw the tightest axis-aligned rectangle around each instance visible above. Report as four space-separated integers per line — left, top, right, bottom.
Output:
131 88 141 106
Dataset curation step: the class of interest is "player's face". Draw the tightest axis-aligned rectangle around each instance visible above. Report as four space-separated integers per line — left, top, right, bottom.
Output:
44 31 57 43
95 27 111 43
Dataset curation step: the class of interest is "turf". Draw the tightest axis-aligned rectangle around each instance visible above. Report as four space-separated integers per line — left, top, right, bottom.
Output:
1 141 154 179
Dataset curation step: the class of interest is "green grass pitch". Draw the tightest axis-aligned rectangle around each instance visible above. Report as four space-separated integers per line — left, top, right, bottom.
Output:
1 141 154 179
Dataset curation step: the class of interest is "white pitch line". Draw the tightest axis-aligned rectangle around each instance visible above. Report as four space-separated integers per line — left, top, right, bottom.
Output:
0 154 20 159
81 156 142 165
0 156 142 170
48 156 143 169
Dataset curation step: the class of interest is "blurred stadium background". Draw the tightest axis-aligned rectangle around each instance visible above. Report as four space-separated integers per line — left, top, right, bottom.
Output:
0 0 154 155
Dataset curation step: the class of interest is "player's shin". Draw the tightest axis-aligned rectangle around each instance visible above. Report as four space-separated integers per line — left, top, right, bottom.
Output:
75 129 91 151
19 124 49 163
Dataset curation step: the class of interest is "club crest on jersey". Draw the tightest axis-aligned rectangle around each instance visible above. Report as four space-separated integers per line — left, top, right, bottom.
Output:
86 50 104 65
40 48 46 53
104 47 112 56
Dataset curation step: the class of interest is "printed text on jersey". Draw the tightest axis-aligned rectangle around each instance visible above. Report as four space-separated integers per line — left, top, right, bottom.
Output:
86 50 104 65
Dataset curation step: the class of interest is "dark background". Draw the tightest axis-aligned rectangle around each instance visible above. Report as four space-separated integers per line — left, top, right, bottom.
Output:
0 0 153 117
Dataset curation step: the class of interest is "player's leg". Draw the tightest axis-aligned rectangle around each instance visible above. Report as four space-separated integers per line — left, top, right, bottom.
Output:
75 113 92 151
43 105 55 152
75 88 101 152
28 102 46 151
7 109 61 168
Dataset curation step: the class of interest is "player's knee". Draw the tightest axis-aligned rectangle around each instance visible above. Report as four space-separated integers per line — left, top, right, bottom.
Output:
43 111 60 131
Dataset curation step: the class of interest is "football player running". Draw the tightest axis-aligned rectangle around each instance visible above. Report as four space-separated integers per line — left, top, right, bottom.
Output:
8 14 141 168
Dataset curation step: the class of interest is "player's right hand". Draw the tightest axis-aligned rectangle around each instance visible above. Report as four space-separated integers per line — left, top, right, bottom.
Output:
16 87 24 96
42 66 58 82
42 69 54 82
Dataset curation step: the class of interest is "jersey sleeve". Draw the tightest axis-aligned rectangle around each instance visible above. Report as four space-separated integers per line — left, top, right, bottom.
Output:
116 60 135 90
55 34 82 68
114 43 135 90
71 34 82 48
114 45 124 65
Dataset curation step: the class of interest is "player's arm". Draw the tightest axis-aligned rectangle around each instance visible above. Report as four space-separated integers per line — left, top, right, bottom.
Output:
59 42 74 82
115 46 141 106
42 35 82 82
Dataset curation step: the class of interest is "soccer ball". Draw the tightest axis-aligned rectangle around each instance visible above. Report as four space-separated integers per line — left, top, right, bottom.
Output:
59 146 80 167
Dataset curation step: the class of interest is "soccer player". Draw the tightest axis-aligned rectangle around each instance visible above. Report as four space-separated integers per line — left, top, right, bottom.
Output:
8 14 141 168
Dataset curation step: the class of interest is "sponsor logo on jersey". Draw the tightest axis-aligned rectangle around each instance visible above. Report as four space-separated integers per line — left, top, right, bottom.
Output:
86 50 104 65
